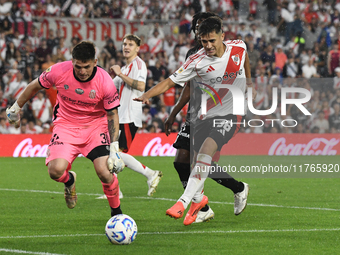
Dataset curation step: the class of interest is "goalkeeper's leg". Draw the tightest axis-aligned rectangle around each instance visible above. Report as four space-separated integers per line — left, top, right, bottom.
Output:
93 156 121 216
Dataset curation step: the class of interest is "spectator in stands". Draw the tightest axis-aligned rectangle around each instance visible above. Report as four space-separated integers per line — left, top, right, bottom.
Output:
277 2 294 45
263 0 277 24
41 54 55 71
148 29 163 55
32 1 46 19
52 38 71 60
32 90 52 124
121 0 136 20
70 0 86 18
327 42 340 77
0 116 8 133
302 58 320 79
247 41 260 77
0 0 12 19
312 111 329 133
248 0 258 21
274 44 287 72
167 49 185 74
108 0 122 19
249 23 262 45
46 0 61 17
35 38 52 68
329 103 340 131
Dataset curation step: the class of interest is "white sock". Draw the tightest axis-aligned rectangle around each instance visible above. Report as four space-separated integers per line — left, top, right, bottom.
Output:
120 153 154 179
178 153 212 209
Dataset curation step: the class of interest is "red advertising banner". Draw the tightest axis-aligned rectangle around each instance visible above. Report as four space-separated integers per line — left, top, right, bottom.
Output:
0 133 340 157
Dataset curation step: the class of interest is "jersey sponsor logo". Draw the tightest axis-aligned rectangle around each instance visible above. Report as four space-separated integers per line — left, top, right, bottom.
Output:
206 65 215 73
46 66 52 72
89 89 96 99
231 54 240 65
64 85 69 90
75 88 84 95
209 69 243 84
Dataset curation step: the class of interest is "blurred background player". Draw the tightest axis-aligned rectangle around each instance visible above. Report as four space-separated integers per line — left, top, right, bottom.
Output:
164 12 251 223
99 34 162 199
6 41 124 217
136 17 257 225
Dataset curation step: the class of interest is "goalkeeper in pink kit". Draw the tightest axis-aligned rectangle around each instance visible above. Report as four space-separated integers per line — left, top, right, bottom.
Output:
6 41 125 217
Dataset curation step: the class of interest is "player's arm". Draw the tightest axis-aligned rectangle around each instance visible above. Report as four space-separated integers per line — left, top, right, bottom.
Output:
134 77 176 105
244 52 257 100
106 108 124 173
6 78 43 127
164 82 190 135
110 65 145 92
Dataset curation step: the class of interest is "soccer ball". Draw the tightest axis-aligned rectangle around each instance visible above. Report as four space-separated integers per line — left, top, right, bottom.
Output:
105 214 137 245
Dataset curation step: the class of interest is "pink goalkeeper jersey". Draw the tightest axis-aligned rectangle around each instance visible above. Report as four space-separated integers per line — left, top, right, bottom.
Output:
39 61 120 128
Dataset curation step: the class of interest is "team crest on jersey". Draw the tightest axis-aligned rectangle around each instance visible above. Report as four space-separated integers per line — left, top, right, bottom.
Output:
231 54 240 65
64 85 69 90
46 66 52 72
89 89 96 99
75 88 84 95
178 68 184 73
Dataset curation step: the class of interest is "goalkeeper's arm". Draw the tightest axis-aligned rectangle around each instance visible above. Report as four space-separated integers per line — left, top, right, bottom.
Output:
6 78 43 127
106 108 125 173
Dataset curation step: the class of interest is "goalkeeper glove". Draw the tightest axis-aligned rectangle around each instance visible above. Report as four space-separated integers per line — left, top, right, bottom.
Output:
6 101 21 128
107 141 125 174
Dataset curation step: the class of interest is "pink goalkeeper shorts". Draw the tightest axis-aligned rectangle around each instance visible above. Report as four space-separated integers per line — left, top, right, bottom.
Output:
45 122 110 166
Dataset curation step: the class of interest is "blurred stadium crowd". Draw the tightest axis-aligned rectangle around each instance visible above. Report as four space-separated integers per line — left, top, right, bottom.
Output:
1 0 340 135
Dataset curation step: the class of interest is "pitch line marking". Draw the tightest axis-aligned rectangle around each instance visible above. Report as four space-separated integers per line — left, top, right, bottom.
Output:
1 228 340 240
0 248 67 255
1 188 340 212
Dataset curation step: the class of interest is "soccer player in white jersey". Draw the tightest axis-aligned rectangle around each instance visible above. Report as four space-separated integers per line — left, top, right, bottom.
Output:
136 17 257 225
109 34 162 197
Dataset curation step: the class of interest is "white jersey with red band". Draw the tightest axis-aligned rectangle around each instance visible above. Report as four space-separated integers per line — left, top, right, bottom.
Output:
170 40 247 120
113 56 147 127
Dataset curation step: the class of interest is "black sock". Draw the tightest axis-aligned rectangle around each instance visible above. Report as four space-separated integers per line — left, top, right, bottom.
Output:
111 205 122 217
209 162 244 193
200 204 209 212
64 172 74 187
173 162 191 189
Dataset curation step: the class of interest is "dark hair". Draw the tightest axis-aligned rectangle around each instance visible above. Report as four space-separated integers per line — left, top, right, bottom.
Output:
190 12 219 33
72 41 96 62
198 16 223 37
123 34 141 46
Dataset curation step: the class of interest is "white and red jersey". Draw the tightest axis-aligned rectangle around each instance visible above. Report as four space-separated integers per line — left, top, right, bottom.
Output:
219 0 233 15
4 79 27 101
38 61 119 128
32 97 52 123
123 6 136 20
70 3 86 18
136 5 149 20
147 37 163 54
170 40 247 120
113 56 147 127
334 76 340 90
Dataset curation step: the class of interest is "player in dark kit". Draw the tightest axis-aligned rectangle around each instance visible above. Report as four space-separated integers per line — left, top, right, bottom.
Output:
164 12 252 223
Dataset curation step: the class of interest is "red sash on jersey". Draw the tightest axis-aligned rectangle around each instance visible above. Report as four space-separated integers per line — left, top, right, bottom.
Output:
37 98 47 119
126 7 133 20
150 39 162 53
0 41 6 54
13 86 24 99
77 6 84 17
255 95 265 107
119 63 134 99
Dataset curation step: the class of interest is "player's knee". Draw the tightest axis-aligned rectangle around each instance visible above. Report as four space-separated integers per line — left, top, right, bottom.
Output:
96 168 112 184
48 162 67 179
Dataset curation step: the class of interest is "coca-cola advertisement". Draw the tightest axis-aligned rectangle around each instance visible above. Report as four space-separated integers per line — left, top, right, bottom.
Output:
0 133 340 157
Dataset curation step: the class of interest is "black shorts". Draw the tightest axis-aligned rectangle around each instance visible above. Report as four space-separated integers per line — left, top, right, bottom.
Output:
173 121 191 151
193 115 244 152
119 123 139 153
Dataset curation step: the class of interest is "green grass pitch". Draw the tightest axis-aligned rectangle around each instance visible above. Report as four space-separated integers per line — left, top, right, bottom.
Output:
1 156 340 255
